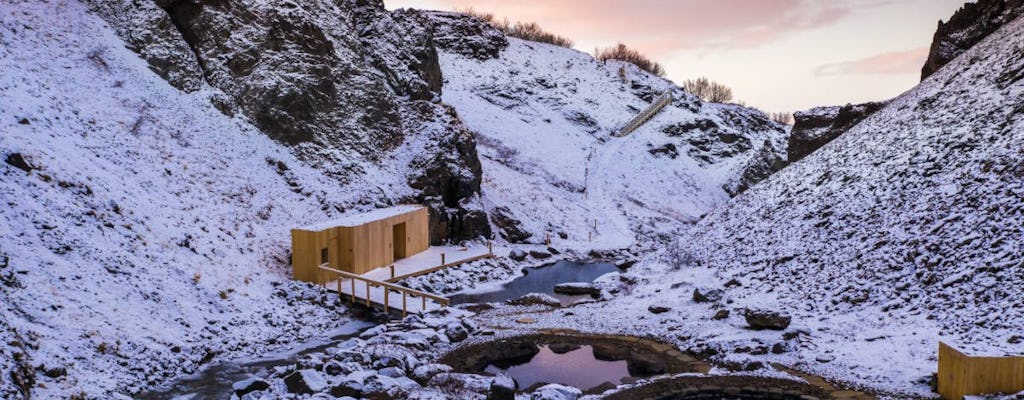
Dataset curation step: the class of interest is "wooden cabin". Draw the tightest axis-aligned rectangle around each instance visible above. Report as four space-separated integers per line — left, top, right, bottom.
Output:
938 342 1024 399
291 205 429 284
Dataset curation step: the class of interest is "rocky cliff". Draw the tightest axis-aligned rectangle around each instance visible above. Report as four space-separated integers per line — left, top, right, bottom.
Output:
921 0 1023 79
787 101 887 163
86 0 489 242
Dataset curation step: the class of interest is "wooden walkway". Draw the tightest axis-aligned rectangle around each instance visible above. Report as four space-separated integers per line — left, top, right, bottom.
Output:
318 244 496 315
613 91 672 137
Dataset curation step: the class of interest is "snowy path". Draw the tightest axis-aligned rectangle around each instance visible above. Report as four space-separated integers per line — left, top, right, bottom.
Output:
583 134 637 249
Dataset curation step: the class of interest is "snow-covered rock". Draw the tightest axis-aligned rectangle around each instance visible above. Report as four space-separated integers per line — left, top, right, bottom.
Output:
529 383 582 400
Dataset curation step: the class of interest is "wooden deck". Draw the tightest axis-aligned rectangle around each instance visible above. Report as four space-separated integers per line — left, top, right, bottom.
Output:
319 244 497 315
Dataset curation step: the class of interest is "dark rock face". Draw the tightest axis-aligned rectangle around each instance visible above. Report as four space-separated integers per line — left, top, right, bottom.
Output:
349 1 443 101
725 139 788 196
93 0 490 243
423 11 508 60
921 0 1024 80
85 0 204 92
491 207 531 243
161 0 404 154
788 101 888 163
407 103 490 243
744 309 792 330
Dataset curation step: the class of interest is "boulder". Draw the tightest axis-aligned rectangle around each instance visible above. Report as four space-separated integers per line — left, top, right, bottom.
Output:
529 250 552 259
711 309 730 320
547 343 581 354
744 309 792 330
284 369 327 394
509 248 528 261
232 377 270 398
444 322 469 343
648 305 671 314
4 153 35 173
529 383 582 400
506 293 561 307
488 374 516 400
552 282 601 296
412 363 452 382
378 366 405 378
692 287 724 303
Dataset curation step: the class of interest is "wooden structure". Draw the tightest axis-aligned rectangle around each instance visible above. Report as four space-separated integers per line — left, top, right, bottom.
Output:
938 342 1024 399
291 205 429 284
318 265 449 317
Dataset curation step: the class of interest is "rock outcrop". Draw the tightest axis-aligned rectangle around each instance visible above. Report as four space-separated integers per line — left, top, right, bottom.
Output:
787 101 888 163
88 0 490 243
423 11 508 60
921 0 1024 80
85 0 204 92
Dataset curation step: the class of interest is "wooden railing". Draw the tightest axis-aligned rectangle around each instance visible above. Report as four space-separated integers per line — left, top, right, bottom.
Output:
613 91 672 137
317 265 450 317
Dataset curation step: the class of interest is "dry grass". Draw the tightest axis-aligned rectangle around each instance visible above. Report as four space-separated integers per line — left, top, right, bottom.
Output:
594 43 665 77
457 8 575 48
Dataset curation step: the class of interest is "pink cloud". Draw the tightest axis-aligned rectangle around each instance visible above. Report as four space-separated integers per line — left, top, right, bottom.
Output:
814 47 929 76
389 0 892 57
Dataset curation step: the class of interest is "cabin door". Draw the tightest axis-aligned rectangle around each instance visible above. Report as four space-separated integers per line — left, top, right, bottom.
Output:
392 223 407 260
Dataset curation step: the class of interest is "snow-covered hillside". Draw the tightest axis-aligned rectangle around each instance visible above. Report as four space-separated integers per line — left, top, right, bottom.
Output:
0 1 469 397
431 13 789 248
539 10 1024 398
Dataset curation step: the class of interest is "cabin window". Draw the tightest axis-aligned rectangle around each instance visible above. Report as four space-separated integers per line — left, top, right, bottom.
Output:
321 248 329 265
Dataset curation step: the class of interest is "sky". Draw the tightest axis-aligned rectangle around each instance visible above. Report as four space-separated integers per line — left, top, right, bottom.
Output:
384 0 967 113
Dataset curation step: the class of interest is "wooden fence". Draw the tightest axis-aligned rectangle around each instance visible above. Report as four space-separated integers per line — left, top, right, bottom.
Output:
938 341 1024 399
317 265 450 317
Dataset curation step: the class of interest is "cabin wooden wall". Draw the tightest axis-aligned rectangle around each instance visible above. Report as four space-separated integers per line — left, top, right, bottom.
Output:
292 206 429 282
938 342 1024 399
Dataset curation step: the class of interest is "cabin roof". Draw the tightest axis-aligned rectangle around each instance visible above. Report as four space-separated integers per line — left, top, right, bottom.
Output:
296 204 424 231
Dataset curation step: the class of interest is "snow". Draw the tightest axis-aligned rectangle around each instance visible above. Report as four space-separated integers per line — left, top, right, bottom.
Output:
437 37 787 250
297 204 425 230
506 11 1024 399
0 1 421 397
362 244 500 281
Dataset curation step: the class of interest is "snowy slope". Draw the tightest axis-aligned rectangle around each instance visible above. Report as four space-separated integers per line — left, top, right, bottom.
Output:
435 30 788 249
540 11 1024 398
0 1 458 397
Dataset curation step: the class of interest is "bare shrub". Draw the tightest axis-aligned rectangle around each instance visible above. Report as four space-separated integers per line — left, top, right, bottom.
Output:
770 112 794 125
681 77 734 103
457 8 574 48
593 43 665 77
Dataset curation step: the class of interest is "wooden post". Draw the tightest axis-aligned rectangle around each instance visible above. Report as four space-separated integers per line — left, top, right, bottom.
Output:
545 232 551 246
422 296 426 311
350 279 355 303
441 252 446 266
336 279 341 296
488 241 493 255
402 292 407 318
383 288 389 313
365 281 371 307
389 265 395 279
